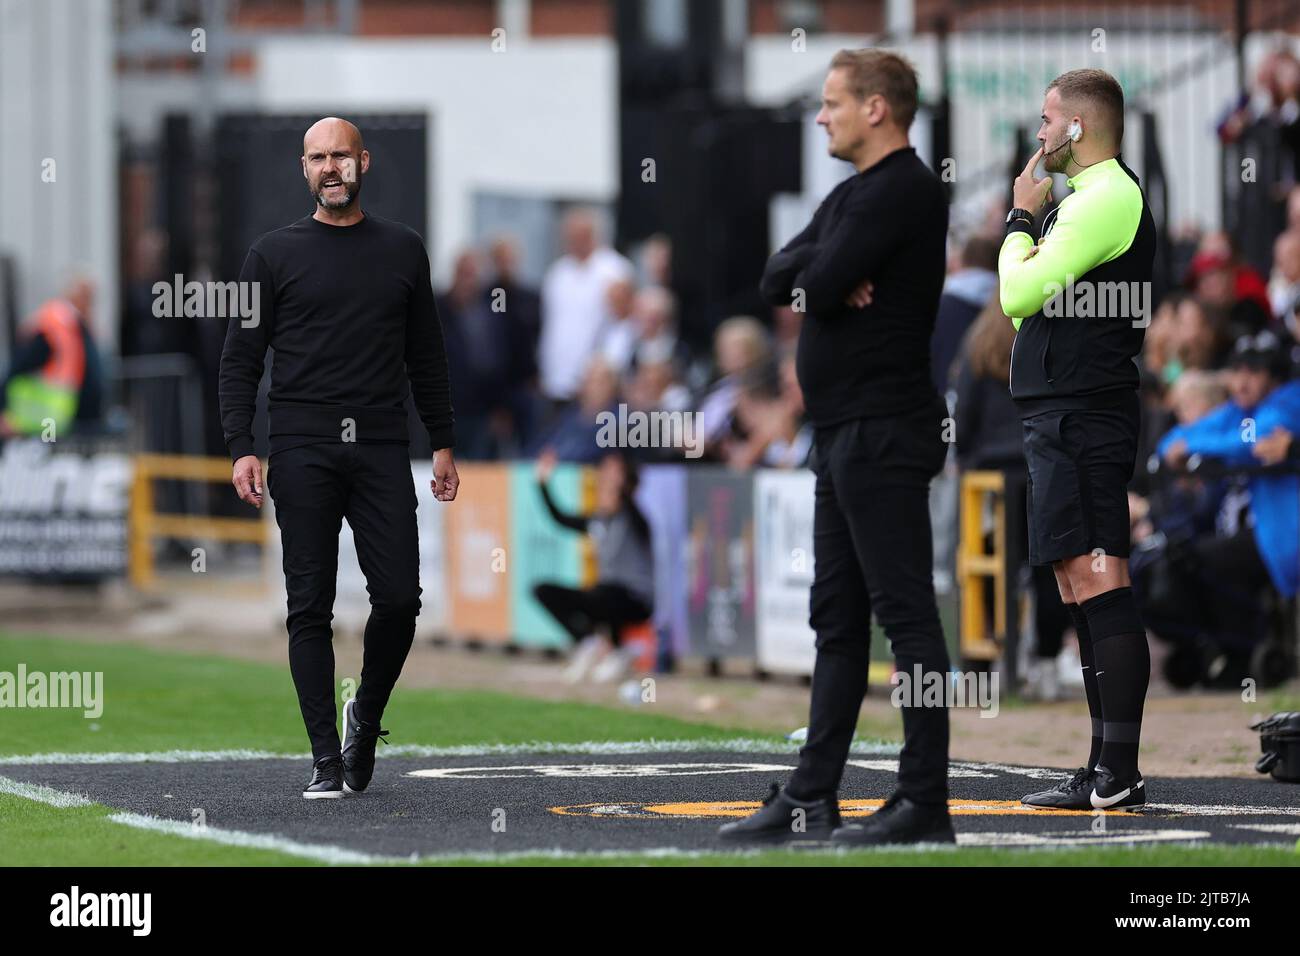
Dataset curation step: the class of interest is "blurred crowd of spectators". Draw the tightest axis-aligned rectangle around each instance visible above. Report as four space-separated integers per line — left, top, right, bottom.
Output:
440 207 809 470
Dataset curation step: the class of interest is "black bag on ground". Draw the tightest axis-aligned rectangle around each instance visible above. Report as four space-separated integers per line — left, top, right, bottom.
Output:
1251 712 1300 782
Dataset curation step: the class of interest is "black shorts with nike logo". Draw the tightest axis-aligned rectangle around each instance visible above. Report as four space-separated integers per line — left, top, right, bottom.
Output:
1021 391 1140 566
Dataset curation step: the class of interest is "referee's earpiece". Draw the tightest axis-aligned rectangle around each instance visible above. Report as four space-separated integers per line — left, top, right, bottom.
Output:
1068 121 1082 142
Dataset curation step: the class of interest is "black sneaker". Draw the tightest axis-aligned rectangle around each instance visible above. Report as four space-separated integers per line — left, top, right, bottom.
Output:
303 755 344 799
1090 765 1146 811
1021 767 1097 810
830 793 955 846
717 783 841 843
341 697 389 794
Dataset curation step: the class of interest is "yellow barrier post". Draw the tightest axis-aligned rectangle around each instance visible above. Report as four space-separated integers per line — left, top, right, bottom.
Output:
957 470 1007 666
128 454 269 590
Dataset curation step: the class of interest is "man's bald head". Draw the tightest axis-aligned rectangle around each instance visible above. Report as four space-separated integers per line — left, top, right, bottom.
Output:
561 208 600 260
301 117 369 212
63 273 95 318
304 117 364 155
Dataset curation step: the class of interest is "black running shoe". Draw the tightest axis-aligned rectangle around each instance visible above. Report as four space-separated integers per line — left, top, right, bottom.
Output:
830 793 956 846
303 755 344 800
341 697 389 794
1090 764 1146 811
1021 767 1097 810
717 783 841 843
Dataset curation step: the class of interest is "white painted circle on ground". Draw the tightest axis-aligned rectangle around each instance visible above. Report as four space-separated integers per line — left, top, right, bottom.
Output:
407 762 794 779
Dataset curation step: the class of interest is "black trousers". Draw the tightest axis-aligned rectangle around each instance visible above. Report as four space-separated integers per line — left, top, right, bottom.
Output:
267 441 421 761
533 582 652 647
1140 525 1272 652
789 398 952 805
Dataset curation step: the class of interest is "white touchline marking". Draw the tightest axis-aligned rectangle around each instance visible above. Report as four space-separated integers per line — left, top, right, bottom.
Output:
107 812 393 864
956 761 1092 781
0 737 898 766
104 813 945 865
405 845 906 862
1228 823 1300 835
0 748 300 765
408 762 793 780
0 775 93 808
1152 803 1300 817
958 830 1213 847
846 760 998 778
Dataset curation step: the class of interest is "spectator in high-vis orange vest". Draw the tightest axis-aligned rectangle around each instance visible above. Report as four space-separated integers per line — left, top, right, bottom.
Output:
0 276 103 439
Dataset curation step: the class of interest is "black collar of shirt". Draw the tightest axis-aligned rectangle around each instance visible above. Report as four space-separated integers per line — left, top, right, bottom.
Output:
855 145 915 180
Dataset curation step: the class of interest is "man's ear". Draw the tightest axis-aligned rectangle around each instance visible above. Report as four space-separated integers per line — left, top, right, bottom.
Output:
865 93 888 127
301 158 309 180
360 149 371 175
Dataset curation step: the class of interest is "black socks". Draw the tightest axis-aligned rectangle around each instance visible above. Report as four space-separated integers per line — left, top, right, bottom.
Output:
1064 601 1104 771
1080 586 1150 780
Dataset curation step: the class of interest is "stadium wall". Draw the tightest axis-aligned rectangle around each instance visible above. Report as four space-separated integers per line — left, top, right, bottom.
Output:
0 0 118 355
253 36 618 283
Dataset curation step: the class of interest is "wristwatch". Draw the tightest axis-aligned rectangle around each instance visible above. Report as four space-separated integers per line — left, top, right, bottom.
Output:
1006 207 1034 226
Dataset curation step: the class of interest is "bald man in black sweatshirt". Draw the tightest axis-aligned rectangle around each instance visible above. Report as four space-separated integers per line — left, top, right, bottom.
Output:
219 117 458 800
720 51 954 846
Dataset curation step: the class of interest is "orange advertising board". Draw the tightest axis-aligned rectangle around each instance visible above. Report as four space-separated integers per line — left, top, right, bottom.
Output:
444 463 512 643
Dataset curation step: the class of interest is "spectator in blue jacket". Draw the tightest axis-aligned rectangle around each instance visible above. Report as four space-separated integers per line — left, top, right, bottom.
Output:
1145 332 1300 681
1157 331 1300 601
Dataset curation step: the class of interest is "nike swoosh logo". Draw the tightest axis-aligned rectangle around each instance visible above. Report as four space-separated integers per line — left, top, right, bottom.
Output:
1090 778 1144 809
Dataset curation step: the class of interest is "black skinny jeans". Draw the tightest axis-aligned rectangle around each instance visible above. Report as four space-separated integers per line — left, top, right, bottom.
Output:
268 440 421 761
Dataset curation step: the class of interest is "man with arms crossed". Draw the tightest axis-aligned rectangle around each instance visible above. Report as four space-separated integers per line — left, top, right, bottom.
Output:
720 50 954 846
1000 70 1156 811
220 117 459 799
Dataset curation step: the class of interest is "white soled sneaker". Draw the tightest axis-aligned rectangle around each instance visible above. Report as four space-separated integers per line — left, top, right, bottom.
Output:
563 635 608 683
592 645 639 683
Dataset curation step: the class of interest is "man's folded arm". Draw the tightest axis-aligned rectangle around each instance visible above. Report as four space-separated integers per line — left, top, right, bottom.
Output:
999 182 1142 328
760 216 820 305
790 192 907 315
218 249 274 463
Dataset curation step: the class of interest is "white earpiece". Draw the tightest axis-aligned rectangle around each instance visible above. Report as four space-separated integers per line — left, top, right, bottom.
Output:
1068 121 1082 142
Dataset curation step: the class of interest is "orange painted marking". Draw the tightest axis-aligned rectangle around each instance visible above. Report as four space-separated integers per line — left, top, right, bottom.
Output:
548 799 1119 818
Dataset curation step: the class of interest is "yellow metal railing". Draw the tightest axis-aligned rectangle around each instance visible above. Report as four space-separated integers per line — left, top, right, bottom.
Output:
129 454 267 589
957 469 1006 663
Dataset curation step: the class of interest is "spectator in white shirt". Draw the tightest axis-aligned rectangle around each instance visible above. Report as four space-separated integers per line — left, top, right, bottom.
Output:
598 276 639 374
538 208 634 403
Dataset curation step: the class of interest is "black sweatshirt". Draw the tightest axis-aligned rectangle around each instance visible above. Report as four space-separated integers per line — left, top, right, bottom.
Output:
218 213 455 461
761 146 948 425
